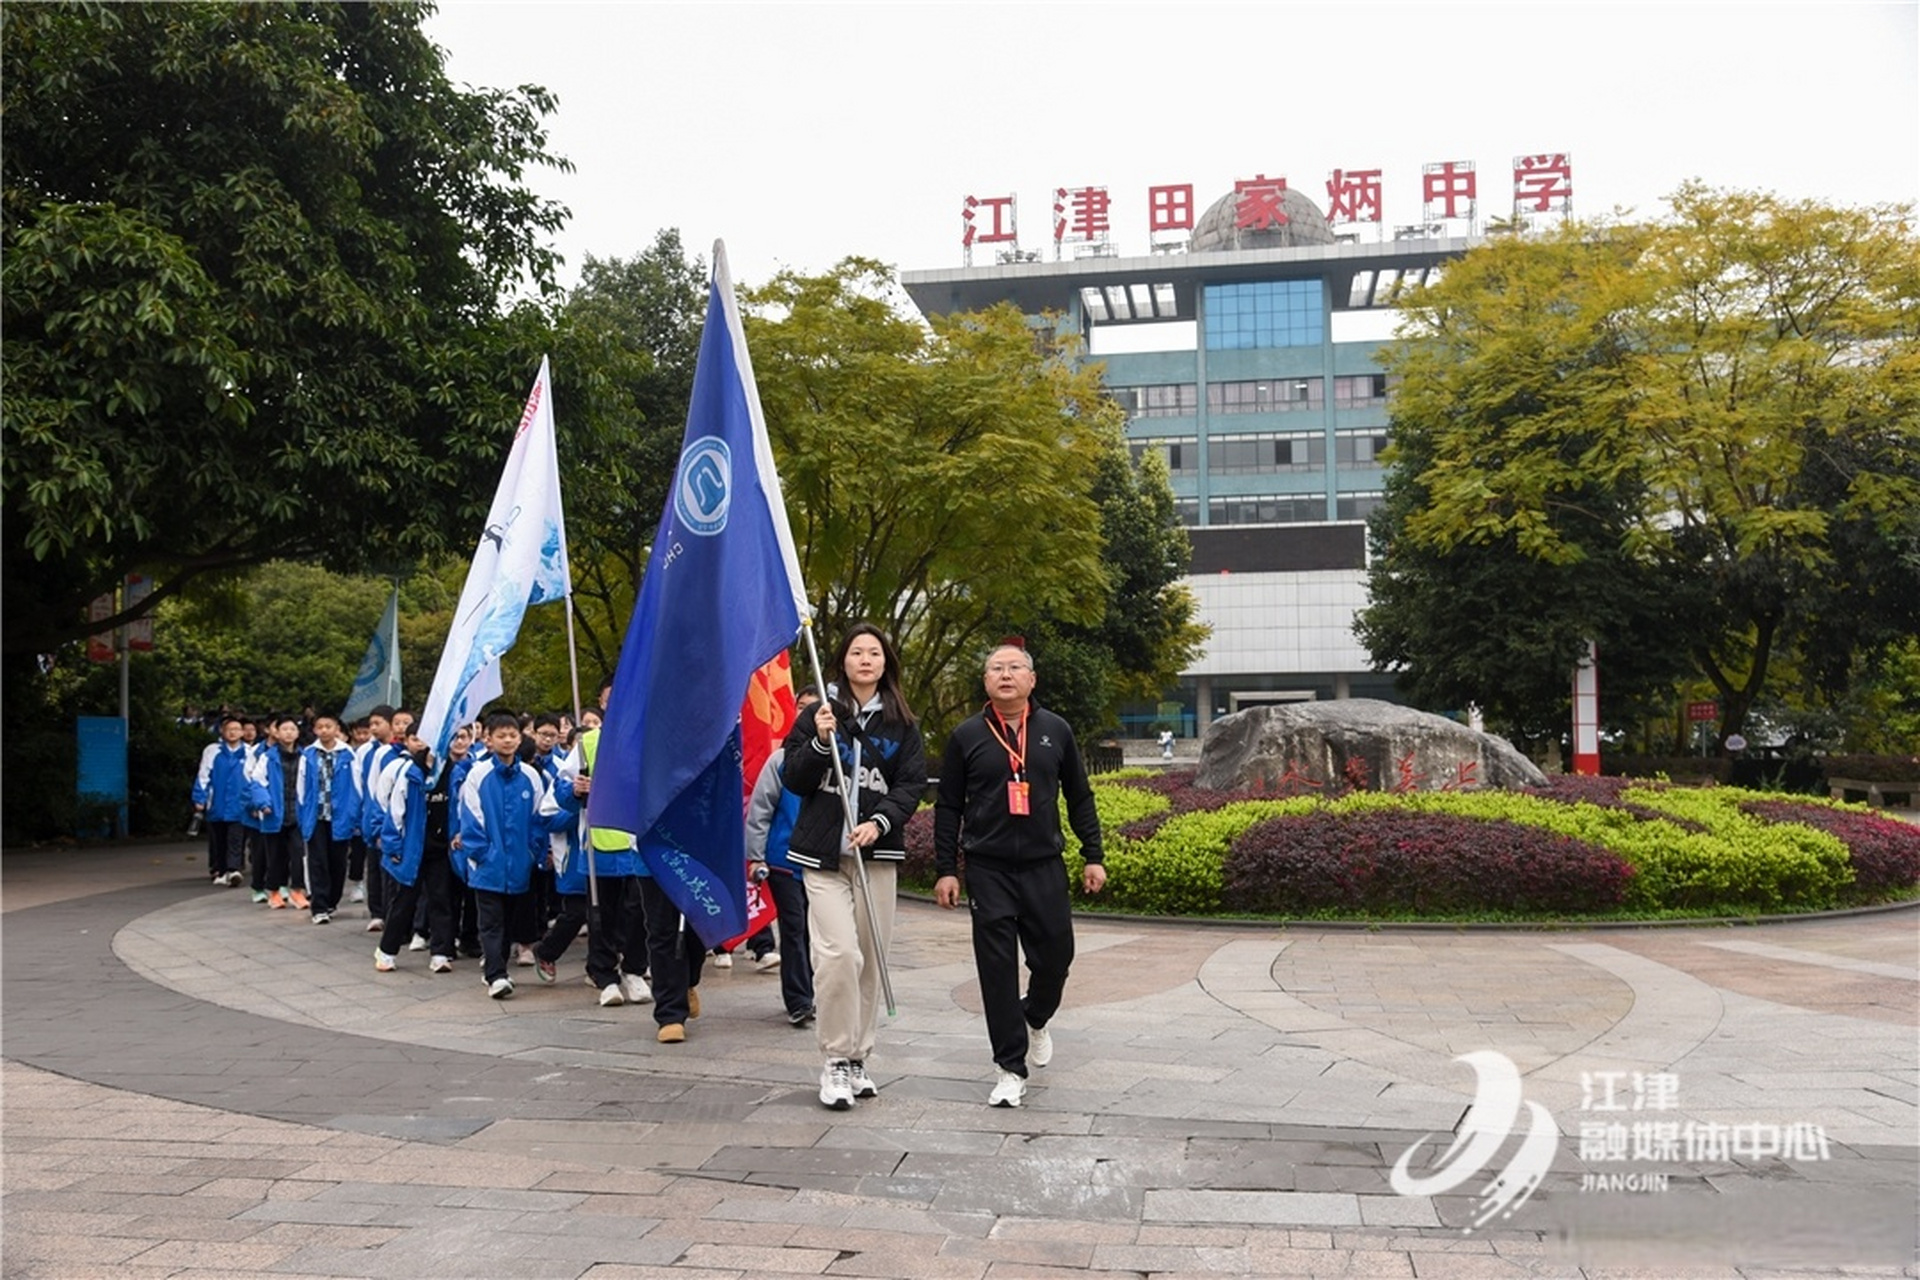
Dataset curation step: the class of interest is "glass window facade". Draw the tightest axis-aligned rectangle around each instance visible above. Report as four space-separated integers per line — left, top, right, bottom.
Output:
1207 377 1323 414
1110 383 1198 418
1333 373 1391 408
1337 493 1385 521
1333 432 1391 466
1209 432 1325 474
1208 495 1329 524
1204 280 1324 350
1129 438 1200 476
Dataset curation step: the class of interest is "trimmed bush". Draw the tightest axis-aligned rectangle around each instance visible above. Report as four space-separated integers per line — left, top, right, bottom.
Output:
1741 798 1920 901
1223 810 1634 916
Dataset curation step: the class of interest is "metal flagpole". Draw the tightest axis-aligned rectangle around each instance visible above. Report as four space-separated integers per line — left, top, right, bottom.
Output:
798 620 896 1016
553 369 597 917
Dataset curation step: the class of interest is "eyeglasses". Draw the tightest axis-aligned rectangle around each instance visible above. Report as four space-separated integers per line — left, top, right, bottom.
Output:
985 662 1032 674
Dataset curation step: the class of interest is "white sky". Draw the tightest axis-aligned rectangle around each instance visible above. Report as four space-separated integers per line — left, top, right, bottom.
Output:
425 1 1920 292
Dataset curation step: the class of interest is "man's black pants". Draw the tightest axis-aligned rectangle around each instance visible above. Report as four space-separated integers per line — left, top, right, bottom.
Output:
964 856 1076 1078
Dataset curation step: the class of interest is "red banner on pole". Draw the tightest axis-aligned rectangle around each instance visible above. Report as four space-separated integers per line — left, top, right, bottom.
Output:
86 592 117 664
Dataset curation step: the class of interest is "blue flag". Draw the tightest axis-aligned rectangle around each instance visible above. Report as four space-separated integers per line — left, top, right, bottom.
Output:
587 242 808 947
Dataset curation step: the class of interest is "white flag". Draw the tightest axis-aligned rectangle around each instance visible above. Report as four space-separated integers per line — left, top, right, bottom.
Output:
418 356 570 772
341 584 403 723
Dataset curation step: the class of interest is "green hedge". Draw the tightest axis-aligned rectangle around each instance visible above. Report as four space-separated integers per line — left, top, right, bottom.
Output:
901 771 1920 921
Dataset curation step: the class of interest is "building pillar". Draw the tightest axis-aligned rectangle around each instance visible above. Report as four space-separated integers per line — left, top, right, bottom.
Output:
1333 671 1351 700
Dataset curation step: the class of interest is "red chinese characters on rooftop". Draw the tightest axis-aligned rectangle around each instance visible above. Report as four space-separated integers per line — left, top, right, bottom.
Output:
1053 186 1112 243
1512 153 1573 214
957 153 1573 253
1326 169 1383 224
1233 174 1291 230
961 194 1017 248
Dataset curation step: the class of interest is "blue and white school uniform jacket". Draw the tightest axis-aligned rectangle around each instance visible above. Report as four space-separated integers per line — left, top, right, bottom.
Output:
297 741 359 842
746 749 804 881
193 741 251 823
536 740 638 895
243 744 305 835
371 751 416 860
355 739 403 849
380 759 431 888
455 753 548 894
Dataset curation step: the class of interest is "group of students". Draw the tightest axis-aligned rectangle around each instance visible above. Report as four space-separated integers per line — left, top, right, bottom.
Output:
189 624 1107 1109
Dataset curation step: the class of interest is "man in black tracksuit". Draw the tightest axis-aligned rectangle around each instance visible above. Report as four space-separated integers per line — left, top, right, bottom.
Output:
933 643 1106 1108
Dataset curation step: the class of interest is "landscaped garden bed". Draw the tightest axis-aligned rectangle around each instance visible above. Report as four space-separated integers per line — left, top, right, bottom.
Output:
901 769 1920 923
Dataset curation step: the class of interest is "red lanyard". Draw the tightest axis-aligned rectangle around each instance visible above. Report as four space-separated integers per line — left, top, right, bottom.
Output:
985 705 1027 779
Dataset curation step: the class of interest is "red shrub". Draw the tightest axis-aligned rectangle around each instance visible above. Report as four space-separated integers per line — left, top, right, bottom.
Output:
1222 810 1635 916
1741 801 1920 900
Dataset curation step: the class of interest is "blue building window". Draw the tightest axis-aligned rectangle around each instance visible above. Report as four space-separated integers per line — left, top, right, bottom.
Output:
1204 280 1323 350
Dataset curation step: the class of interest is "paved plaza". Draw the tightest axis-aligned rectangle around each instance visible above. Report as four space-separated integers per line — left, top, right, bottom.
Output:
3 840 1916 1278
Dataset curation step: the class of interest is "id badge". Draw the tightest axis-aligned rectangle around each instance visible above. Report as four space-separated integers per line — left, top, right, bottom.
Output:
1007 780 1030 816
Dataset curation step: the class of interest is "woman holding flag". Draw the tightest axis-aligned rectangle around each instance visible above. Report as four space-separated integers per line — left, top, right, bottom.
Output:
782 624 926 1111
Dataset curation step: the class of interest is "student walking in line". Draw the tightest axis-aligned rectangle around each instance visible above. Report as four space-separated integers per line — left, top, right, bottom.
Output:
298 713 359 924
782 625 927 1111
246 714 311 911
192 714 251 886
933 642 1106 1108
373 731 458 974
454 712 550 999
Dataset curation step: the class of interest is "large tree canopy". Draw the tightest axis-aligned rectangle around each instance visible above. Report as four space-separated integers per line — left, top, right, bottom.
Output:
1359 185 1920 743
1 1 570 656
745 260 1121 735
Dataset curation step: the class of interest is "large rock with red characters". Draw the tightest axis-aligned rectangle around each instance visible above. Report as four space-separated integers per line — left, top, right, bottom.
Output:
1195 699 1547 794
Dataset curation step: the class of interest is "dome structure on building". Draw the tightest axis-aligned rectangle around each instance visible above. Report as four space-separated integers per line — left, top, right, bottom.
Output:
1189 186 1337 252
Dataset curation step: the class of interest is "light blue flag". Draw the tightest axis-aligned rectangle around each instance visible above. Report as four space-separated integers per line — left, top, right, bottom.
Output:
341 585 403 723
587 241 808 946
417 356 571 775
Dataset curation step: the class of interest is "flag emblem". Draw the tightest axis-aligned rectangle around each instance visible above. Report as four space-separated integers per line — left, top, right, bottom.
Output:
677 436 733 535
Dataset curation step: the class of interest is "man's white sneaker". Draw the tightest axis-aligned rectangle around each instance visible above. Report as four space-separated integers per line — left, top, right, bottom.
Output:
754 952 781 972
488 977 514 999
819 1059 856 1110
620 973 654 1004
713 950 733 969
512 944 535 967
1028 1023 1053 1068
598 983 625 1008
988 1069 1027 1108
366 917 384 934
429 954 453 973
849 1061 879 1098
348 882 366 903
373 949 396 973
408 933 428 952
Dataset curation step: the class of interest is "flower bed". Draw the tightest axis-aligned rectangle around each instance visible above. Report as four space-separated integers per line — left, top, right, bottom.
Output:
900 769 1920 921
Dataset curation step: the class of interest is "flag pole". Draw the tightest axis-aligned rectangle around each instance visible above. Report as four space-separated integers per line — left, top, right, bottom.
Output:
549 363 598 917
798 619 896 1017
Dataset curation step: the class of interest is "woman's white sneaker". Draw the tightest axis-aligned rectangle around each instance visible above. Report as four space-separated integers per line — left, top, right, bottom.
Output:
989 1069 1027 1108
819 1059 856 1110
1028 1024 1053 1067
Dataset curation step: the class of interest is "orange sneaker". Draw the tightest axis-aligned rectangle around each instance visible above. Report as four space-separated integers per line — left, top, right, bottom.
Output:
267 889 286 909
288 888 310 911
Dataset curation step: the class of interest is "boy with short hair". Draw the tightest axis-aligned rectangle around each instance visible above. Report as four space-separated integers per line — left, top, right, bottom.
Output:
192 715 250 886
455 712 550 998
245 714 310 910
298 714 359 923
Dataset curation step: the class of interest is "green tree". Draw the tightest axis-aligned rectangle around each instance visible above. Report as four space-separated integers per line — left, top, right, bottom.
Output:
1 1 570 657
1360 186 1920 744
745 261 1114 737
1014 446 1208 737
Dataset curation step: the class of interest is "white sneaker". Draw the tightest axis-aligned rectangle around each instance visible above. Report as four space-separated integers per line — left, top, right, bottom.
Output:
488 977 514 999
819 1059 856 1110
754 952 781 972
620 973 654 1004
348 882 366 903
429 955 453 973
512 944 535 967
989 1069 1027 1108
849 1061 878 1098
408 934 428 952
366 917 384 934
598 983 625 1008
713 951 733 969
373 949 396 973
1028 1023 1053 1068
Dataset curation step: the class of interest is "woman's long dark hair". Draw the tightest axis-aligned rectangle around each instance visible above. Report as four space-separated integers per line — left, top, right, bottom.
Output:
831 622 915 727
